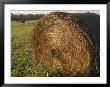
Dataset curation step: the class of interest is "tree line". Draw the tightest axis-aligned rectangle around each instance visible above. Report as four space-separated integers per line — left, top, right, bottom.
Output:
11 13 45 23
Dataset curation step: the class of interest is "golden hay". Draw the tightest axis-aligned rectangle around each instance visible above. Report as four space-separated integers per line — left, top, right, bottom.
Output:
31 12 100 77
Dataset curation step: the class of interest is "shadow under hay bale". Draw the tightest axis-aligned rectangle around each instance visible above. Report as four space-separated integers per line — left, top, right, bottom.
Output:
31 12 100 77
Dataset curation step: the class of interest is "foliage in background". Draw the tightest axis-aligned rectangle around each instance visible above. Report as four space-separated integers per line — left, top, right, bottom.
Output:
11 13 45 23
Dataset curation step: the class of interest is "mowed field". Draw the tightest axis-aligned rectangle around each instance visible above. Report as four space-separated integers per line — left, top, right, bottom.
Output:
11 20 58 77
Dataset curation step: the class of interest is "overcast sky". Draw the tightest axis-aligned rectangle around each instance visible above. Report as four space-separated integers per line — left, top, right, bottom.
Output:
11 10 100 15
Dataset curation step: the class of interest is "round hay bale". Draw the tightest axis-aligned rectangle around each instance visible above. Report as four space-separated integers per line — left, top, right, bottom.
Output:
31 12 100 77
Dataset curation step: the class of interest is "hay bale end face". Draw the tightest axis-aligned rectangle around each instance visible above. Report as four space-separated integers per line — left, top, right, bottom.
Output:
31 12 100 77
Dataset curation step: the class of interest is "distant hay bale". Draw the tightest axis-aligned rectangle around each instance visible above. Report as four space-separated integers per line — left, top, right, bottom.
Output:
31 12 100 77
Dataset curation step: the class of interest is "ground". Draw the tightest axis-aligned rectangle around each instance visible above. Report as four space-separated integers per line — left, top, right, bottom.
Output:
11 20 58 77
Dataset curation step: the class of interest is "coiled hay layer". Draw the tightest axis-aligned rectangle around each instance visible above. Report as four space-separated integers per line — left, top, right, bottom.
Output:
31 12 100 77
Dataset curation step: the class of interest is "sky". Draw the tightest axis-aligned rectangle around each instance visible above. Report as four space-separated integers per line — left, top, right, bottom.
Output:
11 10 100 15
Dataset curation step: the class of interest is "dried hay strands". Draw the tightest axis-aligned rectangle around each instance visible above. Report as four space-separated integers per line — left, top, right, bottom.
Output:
31 12 100 77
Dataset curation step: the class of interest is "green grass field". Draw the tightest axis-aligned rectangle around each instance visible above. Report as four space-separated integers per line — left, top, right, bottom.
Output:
11 20 58 77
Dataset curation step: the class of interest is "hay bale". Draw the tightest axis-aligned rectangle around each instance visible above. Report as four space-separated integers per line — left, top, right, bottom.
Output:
31 12 100 77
